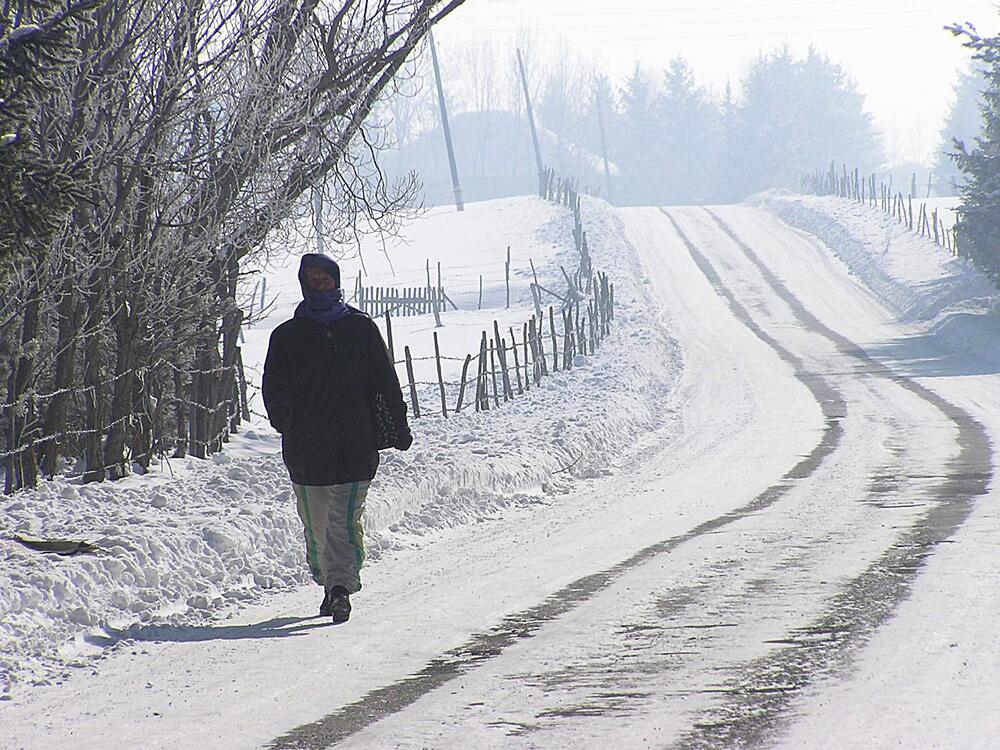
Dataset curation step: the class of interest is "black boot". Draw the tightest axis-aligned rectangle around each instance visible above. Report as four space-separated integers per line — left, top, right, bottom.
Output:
327 585 351 624
319 587 333 617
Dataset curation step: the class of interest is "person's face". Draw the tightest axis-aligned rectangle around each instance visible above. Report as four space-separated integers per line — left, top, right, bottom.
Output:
305 267 337 292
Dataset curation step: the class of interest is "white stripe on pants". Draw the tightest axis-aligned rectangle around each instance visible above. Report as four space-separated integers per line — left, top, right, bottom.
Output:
292 481 369 593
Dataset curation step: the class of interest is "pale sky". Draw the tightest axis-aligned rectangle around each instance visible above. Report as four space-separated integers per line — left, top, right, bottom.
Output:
434 0 1000 165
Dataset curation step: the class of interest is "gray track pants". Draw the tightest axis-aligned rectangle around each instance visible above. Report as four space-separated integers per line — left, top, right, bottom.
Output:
292 481 370 593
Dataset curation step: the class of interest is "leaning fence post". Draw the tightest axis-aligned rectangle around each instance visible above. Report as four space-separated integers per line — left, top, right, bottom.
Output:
455 354 472 413
529 259 543 319
404 345 420 418
433 332 448 418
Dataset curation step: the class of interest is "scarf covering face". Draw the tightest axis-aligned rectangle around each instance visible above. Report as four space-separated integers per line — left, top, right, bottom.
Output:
294 253 350 324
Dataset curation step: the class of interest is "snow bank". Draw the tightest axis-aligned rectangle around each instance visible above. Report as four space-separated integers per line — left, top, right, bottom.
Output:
754 191 1000 365
0 195 678 697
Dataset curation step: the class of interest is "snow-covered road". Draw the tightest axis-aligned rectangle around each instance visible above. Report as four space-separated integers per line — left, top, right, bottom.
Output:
4 201 999 749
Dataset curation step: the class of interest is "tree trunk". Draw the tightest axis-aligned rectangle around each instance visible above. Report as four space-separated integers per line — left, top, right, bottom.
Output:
3 296 41 493
40 281 81 477
173 362 189 459
103 308 140 480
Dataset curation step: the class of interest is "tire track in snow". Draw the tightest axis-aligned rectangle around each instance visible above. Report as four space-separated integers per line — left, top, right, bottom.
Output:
666 208 993 749
265 213 851 750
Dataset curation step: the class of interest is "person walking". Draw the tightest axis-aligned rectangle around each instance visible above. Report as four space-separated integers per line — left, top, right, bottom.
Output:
262 253 411 623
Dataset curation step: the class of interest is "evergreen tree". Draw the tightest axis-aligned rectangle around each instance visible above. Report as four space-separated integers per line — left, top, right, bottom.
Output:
948 23 1000 285
654 57 720 205
735 46 882 197
617 63 661 205
933 65 988 195
717 80 744 203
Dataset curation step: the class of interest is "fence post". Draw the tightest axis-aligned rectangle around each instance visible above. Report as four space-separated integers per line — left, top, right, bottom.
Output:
528 317 541 383
476 332 488 411
509 325 524 394
522 322 531 391
493 320 512 400
529 259 543 319
437 262 445 316
505 247 510 309
427 260 442 327
404 346 420 419
433 332 448 418
535 314 548 377
384 311 394 364
563 307 573 369
455 353 472 413
549 306 559 371
489 337 500 408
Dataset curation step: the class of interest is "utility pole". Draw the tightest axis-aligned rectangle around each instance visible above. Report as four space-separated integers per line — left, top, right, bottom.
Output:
594 80 613 204
429 30 463 212
516 48 544 193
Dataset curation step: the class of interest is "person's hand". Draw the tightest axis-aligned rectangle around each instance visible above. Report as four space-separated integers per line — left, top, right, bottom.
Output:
395 428 413 451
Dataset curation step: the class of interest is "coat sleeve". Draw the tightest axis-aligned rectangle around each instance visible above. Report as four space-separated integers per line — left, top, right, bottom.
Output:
262 329 294 434
367 319 409 432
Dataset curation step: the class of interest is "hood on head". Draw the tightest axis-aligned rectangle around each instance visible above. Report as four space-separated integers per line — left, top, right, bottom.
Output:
298 253 341 297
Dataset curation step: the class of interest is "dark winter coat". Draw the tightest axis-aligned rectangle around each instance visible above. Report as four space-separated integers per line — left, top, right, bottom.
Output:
262 308 409 486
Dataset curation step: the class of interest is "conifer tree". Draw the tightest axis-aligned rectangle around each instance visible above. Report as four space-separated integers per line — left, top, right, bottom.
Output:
735 46 881 197
617 63 660 205
654 57 719 205
933 65 988 195
948 22 1000 285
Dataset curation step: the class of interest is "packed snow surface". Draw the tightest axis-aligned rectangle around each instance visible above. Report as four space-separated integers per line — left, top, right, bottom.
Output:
2 191 999 749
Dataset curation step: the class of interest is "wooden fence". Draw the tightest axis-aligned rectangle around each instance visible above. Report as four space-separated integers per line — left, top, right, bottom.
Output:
384 277 615 420
357 285 457 318
353 264 458 318
387 166 617 421
803 162 959 255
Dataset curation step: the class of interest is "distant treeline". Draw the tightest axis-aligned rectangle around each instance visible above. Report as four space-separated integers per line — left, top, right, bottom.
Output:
385 45 885 206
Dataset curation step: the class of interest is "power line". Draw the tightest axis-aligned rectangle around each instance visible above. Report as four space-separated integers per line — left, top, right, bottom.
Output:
441 22 982 44
440 4 994 35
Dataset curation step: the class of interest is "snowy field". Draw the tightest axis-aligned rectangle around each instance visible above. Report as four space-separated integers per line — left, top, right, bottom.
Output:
2 190 999 749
